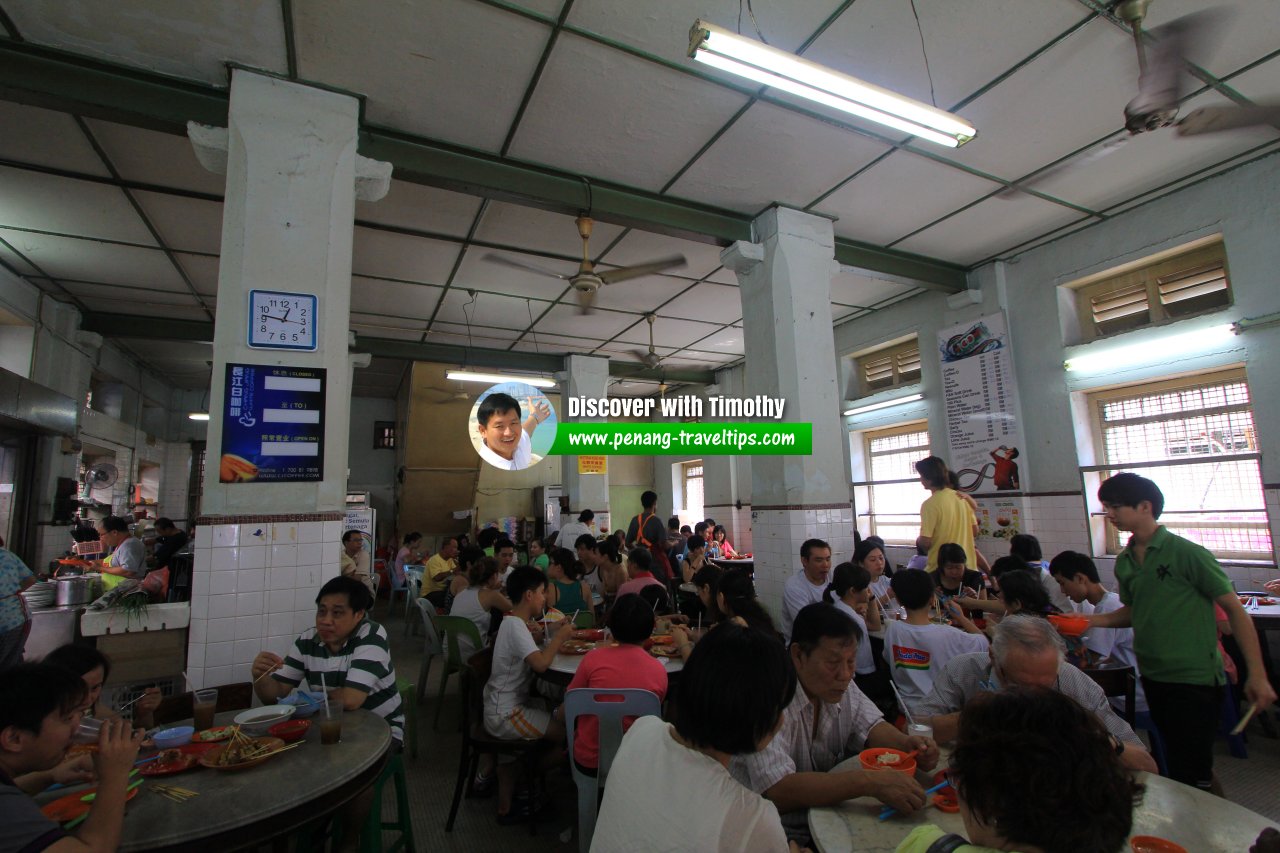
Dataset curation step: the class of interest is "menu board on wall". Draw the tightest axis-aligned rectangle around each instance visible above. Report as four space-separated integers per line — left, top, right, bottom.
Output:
937 312 1026 493
219 363 326 483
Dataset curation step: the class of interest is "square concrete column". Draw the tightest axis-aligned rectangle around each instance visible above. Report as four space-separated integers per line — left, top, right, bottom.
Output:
559 354 611 529
722 207 854 619
703 368 751 550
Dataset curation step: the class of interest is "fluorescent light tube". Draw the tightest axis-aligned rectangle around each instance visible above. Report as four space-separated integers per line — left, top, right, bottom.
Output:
844 393 924 417
689 20 976 147
1063 324 1236 372
188 412 210 421
447 370 557 389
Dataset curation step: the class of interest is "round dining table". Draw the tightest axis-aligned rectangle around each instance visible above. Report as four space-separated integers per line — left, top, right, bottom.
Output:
39 709 391 852
541 647 685 686
808 756 1276 853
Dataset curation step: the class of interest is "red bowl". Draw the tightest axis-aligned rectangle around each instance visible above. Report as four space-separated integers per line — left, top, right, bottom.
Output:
859 748 916 775
1130 837 1187 853
267 718 311 744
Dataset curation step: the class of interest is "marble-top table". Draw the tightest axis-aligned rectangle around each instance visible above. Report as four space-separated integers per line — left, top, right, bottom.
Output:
540 647 685 686
809 756 1275 853
40 709 390 852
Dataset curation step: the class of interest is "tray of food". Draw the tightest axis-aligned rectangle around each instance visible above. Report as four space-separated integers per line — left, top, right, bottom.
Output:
560 639 595 655
139 748 200 777
198 732 288 771
191 725 235 743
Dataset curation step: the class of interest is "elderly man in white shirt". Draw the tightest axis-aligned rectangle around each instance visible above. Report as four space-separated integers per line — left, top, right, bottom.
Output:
731 603 938 844
474 392 549 471
780 539 833 643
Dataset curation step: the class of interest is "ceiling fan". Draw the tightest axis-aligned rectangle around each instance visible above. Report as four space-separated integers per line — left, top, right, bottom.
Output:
484 216 685 314
632 313 665 369
1003 1 1280 195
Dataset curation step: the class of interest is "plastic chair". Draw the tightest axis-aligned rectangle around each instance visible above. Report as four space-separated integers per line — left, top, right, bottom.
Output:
360 751 415 853
574 610 596 629
414 598 444 704
564 688 663 853
401 573 423 637
389 566 420 623
395 676 419 760
434 615 484 731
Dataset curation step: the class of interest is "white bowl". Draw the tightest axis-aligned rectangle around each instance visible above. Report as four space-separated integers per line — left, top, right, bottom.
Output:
233 704 295 735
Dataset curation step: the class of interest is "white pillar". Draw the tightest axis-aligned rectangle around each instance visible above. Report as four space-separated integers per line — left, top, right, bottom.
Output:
722 207 854 619
560 354 611 529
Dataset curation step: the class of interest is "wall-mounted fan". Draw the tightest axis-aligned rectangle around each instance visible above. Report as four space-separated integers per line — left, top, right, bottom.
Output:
85 462 118 489
484 216 685 314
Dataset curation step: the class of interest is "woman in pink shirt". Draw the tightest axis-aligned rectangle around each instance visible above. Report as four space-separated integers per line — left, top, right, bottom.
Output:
559 595 668 772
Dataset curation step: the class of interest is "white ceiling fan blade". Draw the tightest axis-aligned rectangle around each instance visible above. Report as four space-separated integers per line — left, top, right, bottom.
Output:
597 255 686 285
482 253 571 280
1177 104 1280 137
996 136 1132 199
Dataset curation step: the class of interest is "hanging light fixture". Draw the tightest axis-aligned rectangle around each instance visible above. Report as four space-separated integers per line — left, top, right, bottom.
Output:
446 370 557 389
688 19 976 148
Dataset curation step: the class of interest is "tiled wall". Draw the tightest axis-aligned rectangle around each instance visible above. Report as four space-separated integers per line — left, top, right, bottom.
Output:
159 441 192 527
186 518 342 690
729 505 753 553
752 506 856 620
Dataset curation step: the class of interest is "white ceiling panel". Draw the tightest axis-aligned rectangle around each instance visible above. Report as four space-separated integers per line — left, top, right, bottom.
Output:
294 0 551 152
1026 92 1279 211
942 19 1136 183
351 276 442 319
475 202 626 257
351 227 460 284
1141 1 1280 81
659 283 741 324
83 120 227 195
0 229 187 291
684 326 744 355
352 324 423 342
454 249 578 300
609 380 663 397
1226 56 1280 101
667 102 891 213
430 322 524 343
61 281 197 306
133 192 224 255
175 253 219 296
815 149 1004 245
591 273 691 314
830 272 916 308
355 181 483 239
1097 140 1280 221
76 296 209 321
615 316 722 349
599 228 728 281
832 306 872 323
350 312 425 333
533 305 635 340
7 1 286 84
433 289 544 329
894 194 1089 266
0 240 40 276
0 103 109 176
0 166 155 244
507 33 752 191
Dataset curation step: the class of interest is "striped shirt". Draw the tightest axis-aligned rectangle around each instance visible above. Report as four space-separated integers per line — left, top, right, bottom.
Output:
273 618 404 742
914 652 1141 745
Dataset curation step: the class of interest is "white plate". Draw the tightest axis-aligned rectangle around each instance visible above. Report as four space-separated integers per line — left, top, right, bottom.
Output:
233 704 296 734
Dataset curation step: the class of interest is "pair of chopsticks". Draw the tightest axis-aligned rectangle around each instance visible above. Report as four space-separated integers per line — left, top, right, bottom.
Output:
878 778 950 821
1231 702 1259 736
152 783 198 803
252 662 283 685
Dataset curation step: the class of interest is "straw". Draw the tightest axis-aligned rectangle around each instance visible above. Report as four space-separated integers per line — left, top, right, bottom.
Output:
320 672 330 720
180 671 189 691
878 780 949 821
571 608 580 626
697 612 702 632
888 680 915 727
1231 702 1258 736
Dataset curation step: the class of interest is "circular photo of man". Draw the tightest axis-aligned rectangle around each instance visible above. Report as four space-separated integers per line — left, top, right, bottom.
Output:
470 382 558 471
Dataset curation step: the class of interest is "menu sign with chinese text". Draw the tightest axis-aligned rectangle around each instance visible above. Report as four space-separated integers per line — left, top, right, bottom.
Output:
936 313 1025 492
219 363 326 483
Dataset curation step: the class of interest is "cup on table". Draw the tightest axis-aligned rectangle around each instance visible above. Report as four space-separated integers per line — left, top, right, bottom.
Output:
907 722 933 741
319 698 344 745
72 716 103 744
193 688 218 731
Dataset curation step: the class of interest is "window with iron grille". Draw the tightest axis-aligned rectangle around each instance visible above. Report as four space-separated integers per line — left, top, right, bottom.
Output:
1088 369 1268 559
854 339 922 397
1075 241 1231 340
374 421 396 450
862 423 930 544
682 461 704 523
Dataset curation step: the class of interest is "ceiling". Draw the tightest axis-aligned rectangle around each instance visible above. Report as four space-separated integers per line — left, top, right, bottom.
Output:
0 0 1277 400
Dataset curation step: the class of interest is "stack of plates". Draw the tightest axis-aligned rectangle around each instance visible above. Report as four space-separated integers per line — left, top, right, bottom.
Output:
21 582 55 609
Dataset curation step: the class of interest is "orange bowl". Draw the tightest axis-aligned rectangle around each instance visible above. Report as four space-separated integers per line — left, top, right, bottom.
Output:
859 747 916 775
1048 613 1089 637
1130 837 1187 853
268 718 311 744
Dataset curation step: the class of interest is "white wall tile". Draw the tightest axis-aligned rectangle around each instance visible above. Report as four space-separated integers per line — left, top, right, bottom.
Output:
239 524 272 547
298 521 324 544
236 569 265 592
293 588 316 610
185 666 205 690
297 543 324 567
212 547 239 572
235 591 264 617
194 547 212 573
233 639 258 666
266 611 293 637
322 520 342 542
212 524 239 548
239 546 267 570
234 614 264 640
189 593 208 619
267 566 296 590
270 544 297 567
208 593 237 620
188 618 207 644
185 643 205 669
266 634 294 658
205 665 233 687
210 571 237 596
205 641 233 668
272 522 298 544
207 617 237 644
294 610 315 633
267 589 294 614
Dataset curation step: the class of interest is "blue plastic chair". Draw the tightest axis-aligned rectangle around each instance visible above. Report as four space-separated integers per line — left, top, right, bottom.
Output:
564 688 662 853
414 598 443 704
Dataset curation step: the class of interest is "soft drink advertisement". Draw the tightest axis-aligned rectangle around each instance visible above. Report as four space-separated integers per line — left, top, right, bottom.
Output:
219 363 326 483
937 312 1026 493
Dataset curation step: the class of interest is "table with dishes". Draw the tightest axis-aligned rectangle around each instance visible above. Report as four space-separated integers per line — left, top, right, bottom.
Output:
807 754 1276 853
539 626 686 686
37 705 391 852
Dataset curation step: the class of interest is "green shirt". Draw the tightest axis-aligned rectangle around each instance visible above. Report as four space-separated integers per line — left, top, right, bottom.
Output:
1114 525 1232 686
533 554 550 573
896 825 1007 853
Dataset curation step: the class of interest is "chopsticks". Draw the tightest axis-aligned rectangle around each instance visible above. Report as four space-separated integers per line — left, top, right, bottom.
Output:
878 779 950 821
152 783 198 803
252 662 283 685
1231 702 1259 736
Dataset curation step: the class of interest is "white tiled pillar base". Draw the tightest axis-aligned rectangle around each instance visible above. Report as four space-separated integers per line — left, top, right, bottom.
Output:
186 514 342 690
750 505 855 622
731 504 753 553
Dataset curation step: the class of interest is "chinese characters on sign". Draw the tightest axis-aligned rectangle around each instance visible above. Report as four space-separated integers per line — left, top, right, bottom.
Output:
219 363 326 483
577 455 607 475
936 313 1026 493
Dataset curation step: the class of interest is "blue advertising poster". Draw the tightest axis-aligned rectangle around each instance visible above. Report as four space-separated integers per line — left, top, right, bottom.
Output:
219 363 326 483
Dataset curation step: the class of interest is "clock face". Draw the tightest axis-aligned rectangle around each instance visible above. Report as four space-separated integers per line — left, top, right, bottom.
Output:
248 290 317 351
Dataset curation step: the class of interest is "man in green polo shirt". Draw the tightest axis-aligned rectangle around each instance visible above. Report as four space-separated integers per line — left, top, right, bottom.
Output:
1090 473 1275 792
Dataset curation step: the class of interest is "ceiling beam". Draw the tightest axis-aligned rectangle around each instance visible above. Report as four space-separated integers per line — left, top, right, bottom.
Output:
77 312 719 383
0 40 966 292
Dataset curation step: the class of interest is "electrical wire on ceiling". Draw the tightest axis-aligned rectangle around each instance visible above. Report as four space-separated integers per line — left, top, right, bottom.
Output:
739 0 769 44
461 289 476 350
908 0 938 108
525 298 540 354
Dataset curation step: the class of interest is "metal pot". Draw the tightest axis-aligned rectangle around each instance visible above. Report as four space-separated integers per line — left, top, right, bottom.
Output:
54 575 91 607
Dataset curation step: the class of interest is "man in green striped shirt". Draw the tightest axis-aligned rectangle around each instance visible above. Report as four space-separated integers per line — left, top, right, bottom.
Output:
252 576 404 743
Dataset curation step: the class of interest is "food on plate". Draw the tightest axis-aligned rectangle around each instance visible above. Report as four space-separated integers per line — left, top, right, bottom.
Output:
560 639 595 655
876 752 902 765
649 644 679 658
649 634 673 645
1241 596 1277 606
139 749 198 777
192 725 234 743
573 629 604 642
214 729 278 766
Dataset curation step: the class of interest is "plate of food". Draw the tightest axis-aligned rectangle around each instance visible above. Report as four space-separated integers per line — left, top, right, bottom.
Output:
649 643 679 658
1242 596 1277 606
42 785 140 823
560 639 595 655
139 748 199 777
192 725 235 743
573 629 604 642
539 608 566 623
199 734 287 771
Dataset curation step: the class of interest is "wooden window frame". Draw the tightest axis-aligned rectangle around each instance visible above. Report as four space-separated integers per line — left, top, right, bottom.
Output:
853 339 922 397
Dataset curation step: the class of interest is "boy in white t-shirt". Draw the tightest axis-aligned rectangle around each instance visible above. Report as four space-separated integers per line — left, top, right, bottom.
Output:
1049 550 1148 713
484 565 574 821
884 570 988 716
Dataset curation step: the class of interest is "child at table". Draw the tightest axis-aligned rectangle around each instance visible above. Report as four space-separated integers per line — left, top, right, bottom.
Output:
484 566 574 822
556 594 668 774
885 571 987 716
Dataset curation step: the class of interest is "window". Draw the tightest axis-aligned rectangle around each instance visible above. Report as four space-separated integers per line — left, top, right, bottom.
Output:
682 461 704 525
861 423 930 544
374 421 396 450
853 339 921 397
1088 369 1269 559
1075 241 1231 340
